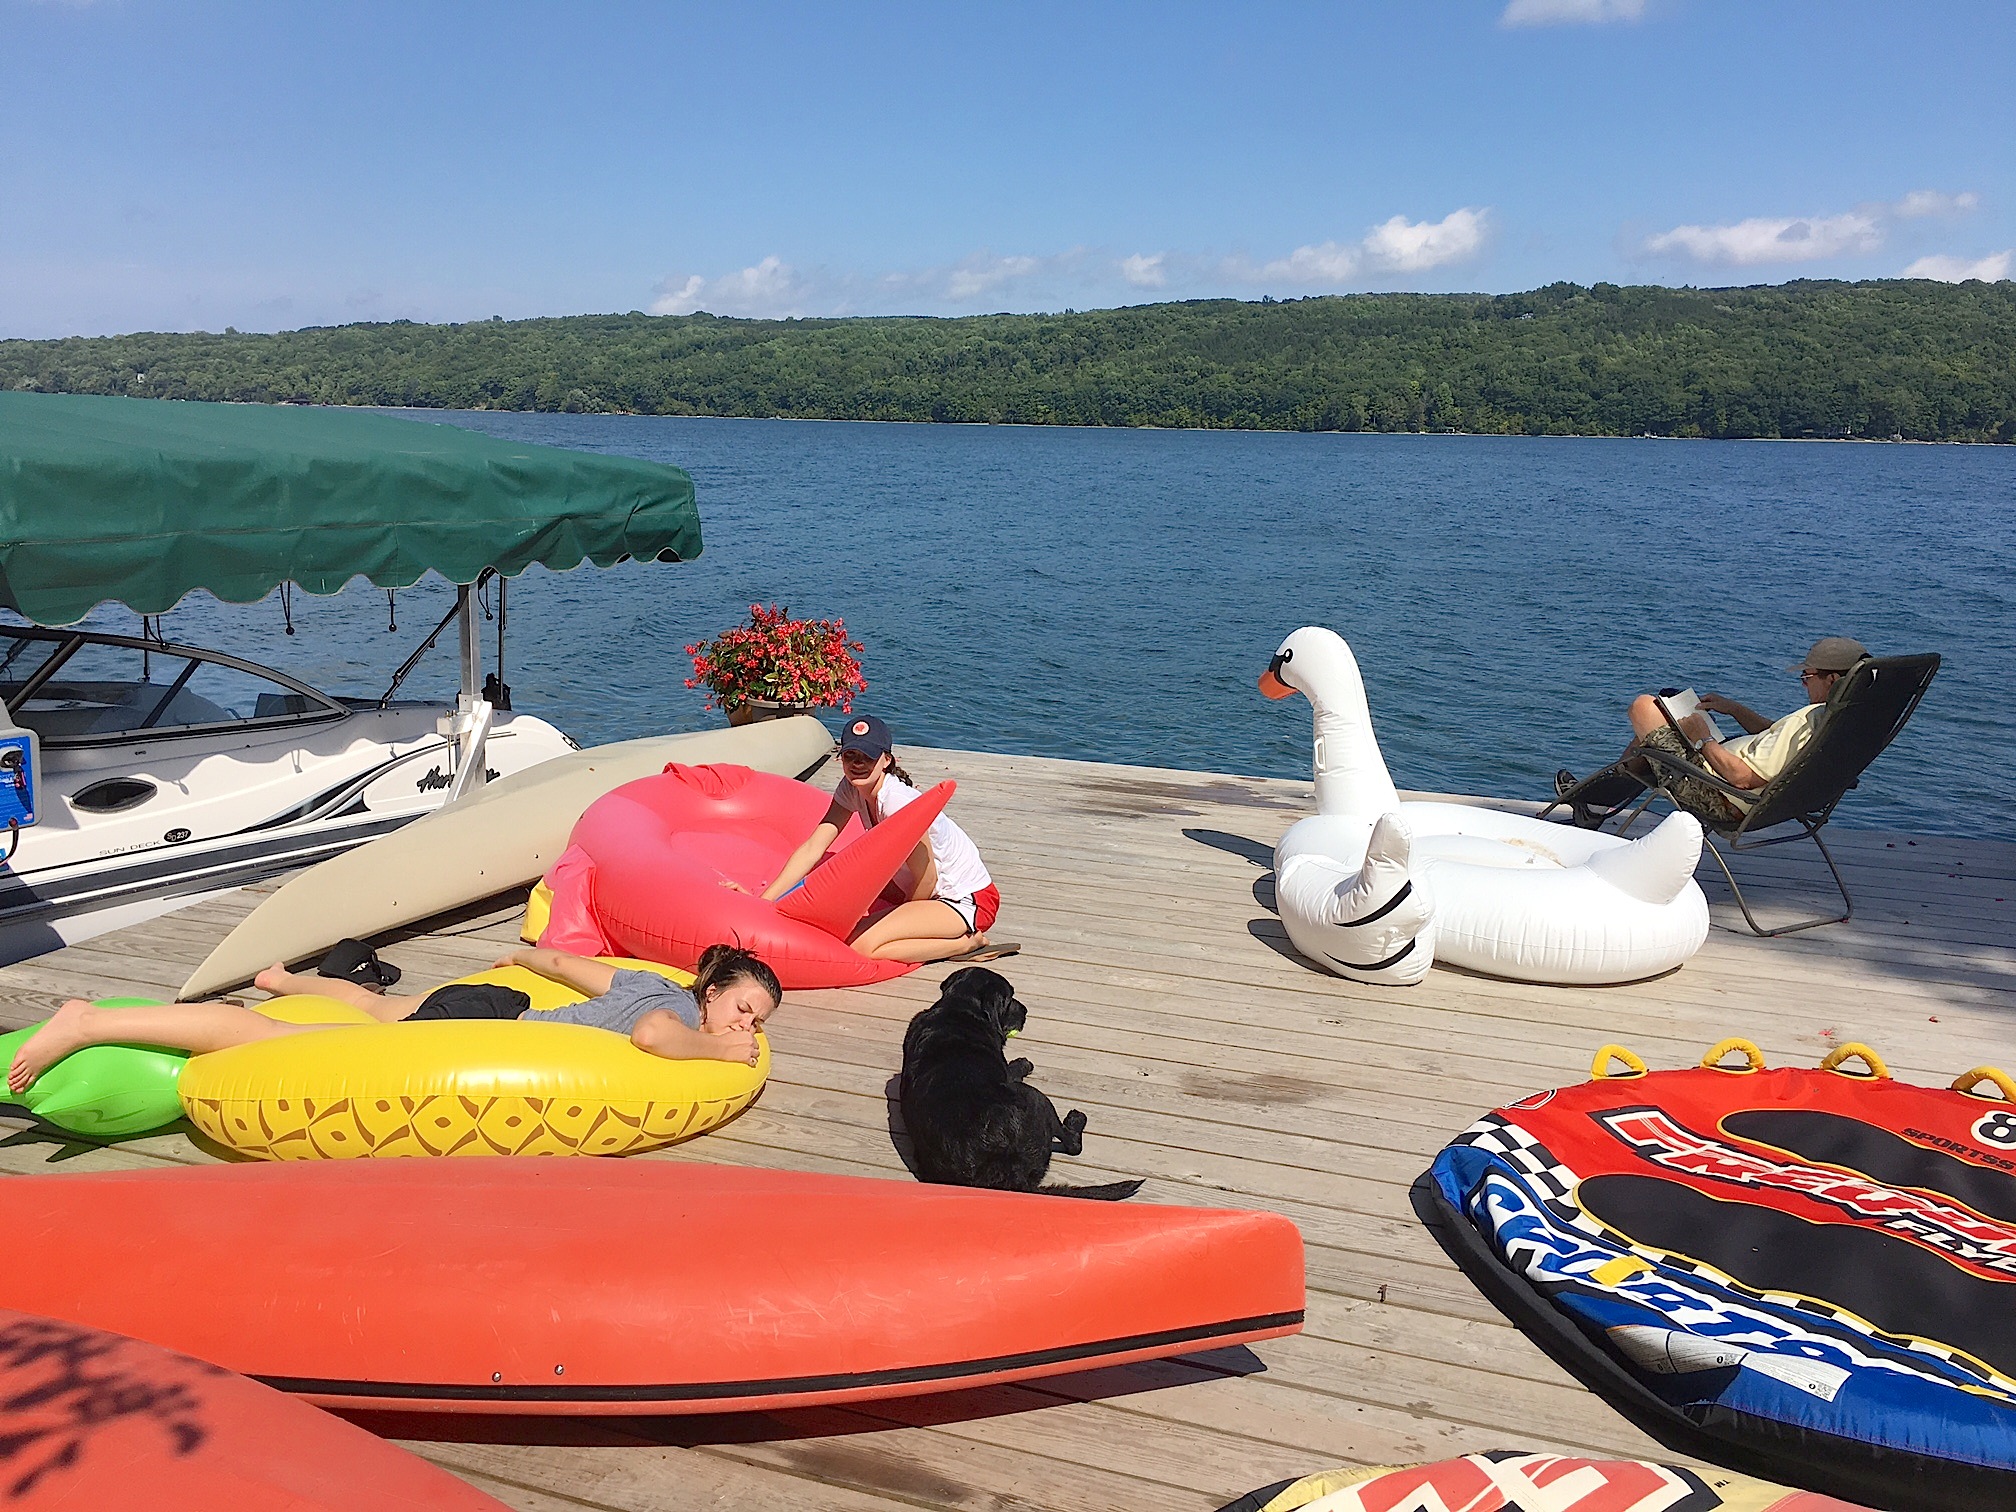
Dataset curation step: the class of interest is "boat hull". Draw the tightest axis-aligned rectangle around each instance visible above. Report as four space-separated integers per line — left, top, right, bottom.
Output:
0 708 575 965
0 1161 1305 1415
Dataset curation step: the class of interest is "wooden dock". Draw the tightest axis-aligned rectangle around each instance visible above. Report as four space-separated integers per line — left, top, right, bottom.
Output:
2 747 2011 1511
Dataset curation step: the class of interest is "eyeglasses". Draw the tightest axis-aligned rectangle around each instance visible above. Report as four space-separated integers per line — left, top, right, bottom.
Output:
1799 669 1840 683
839 749 878 766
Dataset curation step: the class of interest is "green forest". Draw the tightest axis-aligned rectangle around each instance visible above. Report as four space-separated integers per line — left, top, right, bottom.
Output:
4 279 2013 442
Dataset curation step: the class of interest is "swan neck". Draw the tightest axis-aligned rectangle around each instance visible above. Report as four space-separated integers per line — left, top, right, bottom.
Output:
1307 692 1399 820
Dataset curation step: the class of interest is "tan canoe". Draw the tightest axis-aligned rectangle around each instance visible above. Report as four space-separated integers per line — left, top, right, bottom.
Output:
178 717 834 1000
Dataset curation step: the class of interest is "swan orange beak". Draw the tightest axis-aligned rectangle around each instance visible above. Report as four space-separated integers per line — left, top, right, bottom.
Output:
1259 655 1295 699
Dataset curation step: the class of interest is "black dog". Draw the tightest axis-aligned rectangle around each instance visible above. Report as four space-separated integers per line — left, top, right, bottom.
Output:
898 967 1141 1200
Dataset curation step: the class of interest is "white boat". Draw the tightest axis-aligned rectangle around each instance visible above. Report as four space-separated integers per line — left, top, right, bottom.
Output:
0 617 575 962
0 392 707 966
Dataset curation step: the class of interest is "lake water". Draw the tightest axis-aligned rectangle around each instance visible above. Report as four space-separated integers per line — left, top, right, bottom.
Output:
106 415 2016 839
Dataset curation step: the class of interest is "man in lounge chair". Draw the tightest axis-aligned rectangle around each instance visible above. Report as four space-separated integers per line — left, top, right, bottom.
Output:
1557 636 1869 826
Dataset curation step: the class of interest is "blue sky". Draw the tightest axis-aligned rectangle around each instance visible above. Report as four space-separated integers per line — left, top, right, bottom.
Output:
3 0 2011 338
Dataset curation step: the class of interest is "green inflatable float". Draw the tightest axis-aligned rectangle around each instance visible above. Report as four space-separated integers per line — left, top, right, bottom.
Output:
0 1000 189 1138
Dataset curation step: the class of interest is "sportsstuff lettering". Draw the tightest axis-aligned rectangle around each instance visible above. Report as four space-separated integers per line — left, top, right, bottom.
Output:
1598 1107 2016 1281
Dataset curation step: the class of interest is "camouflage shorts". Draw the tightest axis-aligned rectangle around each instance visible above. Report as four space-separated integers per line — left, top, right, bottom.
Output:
1634 725 1745 825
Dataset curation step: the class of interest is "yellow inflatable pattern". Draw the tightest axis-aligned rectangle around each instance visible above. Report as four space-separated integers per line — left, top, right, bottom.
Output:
178 960 768 1160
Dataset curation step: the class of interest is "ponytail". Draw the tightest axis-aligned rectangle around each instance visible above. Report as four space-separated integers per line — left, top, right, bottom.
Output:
886 748 916 787
691 944 782 1020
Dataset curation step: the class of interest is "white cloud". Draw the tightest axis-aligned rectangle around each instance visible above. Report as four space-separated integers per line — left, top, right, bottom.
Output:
942 253 1039 300
1236 208 1491 287
1501 0 1646 27
1893 189 1980 219
1248 241 1365 284
1641 189 1983 268
1643 211 1883 266
650 256 813 318
651 250 1083 319
1360 208 1491 271
1902 250 2012 282
646 214 1490 320
1119 253 1167 288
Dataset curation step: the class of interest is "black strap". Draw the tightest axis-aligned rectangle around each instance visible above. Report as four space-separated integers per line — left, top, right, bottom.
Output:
1338 880 1413 928
1323 937 1417 975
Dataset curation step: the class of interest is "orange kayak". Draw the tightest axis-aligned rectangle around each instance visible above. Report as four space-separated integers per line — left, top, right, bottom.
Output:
2 1162 1303 1415
0 1306 508 1508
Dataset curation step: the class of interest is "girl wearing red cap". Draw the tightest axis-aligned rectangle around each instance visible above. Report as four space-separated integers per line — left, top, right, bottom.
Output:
760 714 1012 965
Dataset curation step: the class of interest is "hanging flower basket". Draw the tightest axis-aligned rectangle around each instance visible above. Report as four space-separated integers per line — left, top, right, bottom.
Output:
686 604 866 723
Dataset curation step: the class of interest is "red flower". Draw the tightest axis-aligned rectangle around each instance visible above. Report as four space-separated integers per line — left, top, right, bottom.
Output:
687 605 867 713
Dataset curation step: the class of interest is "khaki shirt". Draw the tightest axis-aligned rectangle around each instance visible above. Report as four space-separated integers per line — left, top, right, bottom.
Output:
1721 702 1825 785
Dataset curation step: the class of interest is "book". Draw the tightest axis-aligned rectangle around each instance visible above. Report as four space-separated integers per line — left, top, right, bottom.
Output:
1654 687 1723 745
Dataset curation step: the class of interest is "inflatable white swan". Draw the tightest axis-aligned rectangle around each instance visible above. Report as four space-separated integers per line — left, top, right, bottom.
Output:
1261 627 1711 986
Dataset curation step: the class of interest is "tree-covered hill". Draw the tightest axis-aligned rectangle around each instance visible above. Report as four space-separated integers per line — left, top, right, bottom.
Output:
4 280 2012 441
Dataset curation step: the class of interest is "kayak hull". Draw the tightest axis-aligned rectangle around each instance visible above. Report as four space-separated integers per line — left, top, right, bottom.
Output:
0 1161 1304 1415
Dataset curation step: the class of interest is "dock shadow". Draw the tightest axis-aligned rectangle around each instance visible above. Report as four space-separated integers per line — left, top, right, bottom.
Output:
882 1073 919 1178
1182 828 1274 868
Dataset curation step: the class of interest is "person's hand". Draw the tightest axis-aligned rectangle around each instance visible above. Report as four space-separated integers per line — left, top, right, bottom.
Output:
1697 692 1737 714
717 877 750 894
491 949 525 970
707 1026 761 1066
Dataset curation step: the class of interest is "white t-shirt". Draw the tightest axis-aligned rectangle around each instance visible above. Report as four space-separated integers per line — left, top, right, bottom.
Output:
1721 702 1825 785
832 774 992 901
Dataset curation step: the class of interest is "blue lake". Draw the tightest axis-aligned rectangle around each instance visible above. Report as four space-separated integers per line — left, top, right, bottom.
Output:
110 415 2016 839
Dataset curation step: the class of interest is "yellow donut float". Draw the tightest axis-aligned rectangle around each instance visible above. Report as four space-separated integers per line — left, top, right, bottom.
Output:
178 960 769 1160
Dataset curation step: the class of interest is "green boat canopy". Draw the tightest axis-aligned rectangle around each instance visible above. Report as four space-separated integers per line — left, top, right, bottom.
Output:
0 392 701 626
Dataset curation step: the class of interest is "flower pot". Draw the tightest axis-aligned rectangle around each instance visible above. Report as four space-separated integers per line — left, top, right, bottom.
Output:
727 698 812 727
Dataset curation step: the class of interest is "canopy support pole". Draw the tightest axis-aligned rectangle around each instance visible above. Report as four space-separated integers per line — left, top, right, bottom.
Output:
443 583 492 804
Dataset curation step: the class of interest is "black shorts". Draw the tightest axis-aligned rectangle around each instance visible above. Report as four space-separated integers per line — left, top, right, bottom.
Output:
407 984 532 1021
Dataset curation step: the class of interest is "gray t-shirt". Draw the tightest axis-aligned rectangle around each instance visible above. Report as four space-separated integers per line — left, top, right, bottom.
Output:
521 969 701 1035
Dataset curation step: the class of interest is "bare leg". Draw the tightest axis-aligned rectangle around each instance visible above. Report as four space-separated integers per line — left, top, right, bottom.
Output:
251 963 428 1023
8 998 330 1094
1628 695 1712 744
850 899 983 963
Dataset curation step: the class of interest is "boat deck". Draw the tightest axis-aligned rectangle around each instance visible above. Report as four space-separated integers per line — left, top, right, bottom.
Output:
2 747 2011 1511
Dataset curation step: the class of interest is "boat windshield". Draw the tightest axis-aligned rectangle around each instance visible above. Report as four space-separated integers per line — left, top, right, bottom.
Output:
0 629 345 746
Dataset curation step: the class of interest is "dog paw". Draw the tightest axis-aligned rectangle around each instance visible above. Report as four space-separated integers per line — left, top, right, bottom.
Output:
1007 1057 1034 1080
1057 1107 1088 1155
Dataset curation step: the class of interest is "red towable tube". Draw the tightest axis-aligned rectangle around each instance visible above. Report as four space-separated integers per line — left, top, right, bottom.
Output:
0 1306 508 1508
537 763 954 989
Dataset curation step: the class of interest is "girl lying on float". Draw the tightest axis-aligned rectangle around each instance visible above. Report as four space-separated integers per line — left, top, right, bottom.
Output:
0 945 777 1159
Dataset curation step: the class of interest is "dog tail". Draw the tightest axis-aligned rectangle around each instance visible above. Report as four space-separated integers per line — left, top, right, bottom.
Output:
1037 1179 1145 1201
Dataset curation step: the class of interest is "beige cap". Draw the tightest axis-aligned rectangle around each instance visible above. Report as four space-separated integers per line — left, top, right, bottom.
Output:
1793 636 1870 673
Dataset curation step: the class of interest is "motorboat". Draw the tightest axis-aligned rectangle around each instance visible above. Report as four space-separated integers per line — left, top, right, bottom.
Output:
0 615 575 962
0 391 705 965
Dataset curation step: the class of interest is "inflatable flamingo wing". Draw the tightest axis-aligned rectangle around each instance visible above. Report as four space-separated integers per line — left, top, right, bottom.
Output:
537 763 954 990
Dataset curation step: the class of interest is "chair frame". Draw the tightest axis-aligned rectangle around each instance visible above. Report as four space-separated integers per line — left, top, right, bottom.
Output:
1545 655 1940 938
1626 746 1853 937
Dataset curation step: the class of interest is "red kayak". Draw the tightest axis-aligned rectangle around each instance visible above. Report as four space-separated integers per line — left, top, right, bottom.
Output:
1 1162 1304 1415
0 1306 508 1508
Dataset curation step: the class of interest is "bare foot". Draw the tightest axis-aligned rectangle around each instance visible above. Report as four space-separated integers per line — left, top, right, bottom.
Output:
7 999 98 1095
252 962 297 996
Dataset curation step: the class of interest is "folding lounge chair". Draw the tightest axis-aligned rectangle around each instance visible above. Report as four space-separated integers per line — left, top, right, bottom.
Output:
1547 654 1941 937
